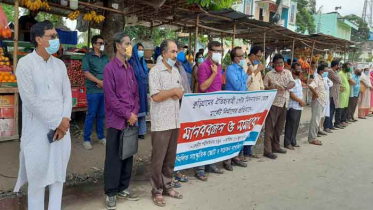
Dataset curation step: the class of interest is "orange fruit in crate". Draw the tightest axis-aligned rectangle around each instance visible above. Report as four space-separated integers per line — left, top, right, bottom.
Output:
10 75 15 80
6 62 10 66
0 76 3 80
4 75 9 80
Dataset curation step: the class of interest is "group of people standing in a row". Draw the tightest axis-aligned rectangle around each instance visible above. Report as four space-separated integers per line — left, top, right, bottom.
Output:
14 20 373 210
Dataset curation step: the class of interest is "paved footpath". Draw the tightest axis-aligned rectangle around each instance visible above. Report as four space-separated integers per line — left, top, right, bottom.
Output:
64 117 373 210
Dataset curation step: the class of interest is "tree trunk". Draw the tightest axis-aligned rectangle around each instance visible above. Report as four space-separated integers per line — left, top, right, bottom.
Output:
101 0 125 58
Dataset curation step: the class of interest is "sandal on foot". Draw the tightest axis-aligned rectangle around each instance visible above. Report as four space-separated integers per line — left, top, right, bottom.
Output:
163 190 183 199
152 195 166 207
195 172 208 181
174 171 188 182
171 179 182 188
309 140 322 146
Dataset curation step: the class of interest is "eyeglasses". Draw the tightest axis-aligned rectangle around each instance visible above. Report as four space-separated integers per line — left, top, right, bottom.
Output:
96 42 105 45
43 34 59 40
210 49 223 54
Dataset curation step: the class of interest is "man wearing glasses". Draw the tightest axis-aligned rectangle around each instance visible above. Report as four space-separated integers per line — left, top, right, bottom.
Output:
222 46 251 171
243 46 265 161
82 35 110 150
263 54 295 160
15 20 72 210
195 41 225 181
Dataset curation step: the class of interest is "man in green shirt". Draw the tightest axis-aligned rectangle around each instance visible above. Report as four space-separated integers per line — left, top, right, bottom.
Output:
82 35 110 150
337 62 355 127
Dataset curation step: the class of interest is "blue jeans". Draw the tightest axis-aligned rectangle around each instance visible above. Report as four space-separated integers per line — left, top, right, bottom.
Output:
84 93 105 142
138 116 147 136
243 145 252 156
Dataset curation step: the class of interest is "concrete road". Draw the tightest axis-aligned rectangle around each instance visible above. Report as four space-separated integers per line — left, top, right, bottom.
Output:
63 118 373 210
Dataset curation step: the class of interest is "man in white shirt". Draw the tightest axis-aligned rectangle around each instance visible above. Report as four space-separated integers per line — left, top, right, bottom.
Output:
284 63 306 150
14 20 72 210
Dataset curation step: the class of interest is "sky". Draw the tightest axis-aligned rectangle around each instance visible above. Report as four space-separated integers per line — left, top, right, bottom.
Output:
316 0 365 17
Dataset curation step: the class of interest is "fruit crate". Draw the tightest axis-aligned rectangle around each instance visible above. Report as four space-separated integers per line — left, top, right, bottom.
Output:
0 89 19 142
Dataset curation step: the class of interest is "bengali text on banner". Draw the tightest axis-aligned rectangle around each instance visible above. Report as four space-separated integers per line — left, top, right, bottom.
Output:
174 90 277 171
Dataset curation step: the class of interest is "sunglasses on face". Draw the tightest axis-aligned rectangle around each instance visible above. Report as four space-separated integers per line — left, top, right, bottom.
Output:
96 42 105 45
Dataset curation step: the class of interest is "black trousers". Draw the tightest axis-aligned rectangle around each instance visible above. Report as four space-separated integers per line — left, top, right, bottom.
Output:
324 98 335 129
341 107 349 123
334 108 342 126
348 97 359 120
284 108 302 147
104 128 134 196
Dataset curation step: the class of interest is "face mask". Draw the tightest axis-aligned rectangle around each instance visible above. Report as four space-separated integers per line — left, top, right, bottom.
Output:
346 67 352 73
166 58 176 67
45 39 60 55
138 50 144 58
253 60 260 65
198 57 204 64
212 52 222 63
323 72 328 78
275 66 284 72
239 59 246 68
294 71 301 76
357 72 362 76
100 45 104 51
177 51 186 62
365 71 370 76
125 45 132 58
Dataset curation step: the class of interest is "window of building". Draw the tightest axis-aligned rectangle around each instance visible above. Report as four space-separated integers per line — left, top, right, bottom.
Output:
259 8 264 21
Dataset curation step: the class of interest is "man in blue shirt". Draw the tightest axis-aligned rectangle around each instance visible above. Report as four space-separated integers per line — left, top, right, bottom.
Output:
222 46 252 171
348 68 361 122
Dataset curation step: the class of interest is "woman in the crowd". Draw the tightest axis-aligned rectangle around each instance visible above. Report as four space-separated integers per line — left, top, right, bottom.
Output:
191 52 204 93
129 43 149 139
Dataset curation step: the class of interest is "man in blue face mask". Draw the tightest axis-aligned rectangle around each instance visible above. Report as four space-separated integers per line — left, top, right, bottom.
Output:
15 20 72 210
222 46 251 171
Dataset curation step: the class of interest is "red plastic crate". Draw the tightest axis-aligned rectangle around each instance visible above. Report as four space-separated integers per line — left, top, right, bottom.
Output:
71 86 87 108
0 107 14 118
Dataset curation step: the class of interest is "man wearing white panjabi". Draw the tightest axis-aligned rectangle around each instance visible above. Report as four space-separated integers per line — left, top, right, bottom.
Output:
14 20 72 210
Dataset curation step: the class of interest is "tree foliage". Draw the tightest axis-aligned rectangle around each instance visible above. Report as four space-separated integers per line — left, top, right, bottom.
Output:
187 0 238 10
294 0 316 34
344 14 370 43
1 4 14 23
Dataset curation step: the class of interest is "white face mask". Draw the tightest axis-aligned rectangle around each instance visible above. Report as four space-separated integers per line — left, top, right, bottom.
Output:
100 45 105 51
212 52 222 63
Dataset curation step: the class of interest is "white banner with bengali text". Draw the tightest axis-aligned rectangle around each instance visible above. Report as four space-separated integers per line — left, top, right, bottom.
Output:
174 90 277 171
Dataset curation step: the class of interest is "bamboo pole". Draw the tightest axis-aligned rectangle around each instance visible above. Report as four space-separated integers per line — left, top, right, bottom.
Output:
194 15 199 58
13 0 19 70
306 41 316 103
291 39 295 66
221 34 224 64
232 23 236 49
263 32 266 66
87 22 91 49
188 32 192 53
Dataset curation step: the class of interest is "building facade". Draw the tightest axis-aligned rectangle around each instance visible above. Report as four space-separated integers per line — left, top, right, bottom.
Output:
314 12 358 41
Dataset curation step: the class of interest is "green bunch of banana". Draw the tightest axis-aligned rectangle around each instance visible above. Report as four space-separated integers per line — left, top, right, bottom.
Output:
68 10 80 20
25 0 42 11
